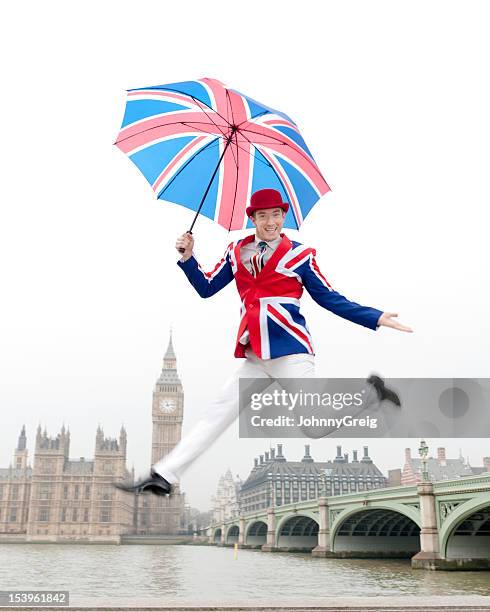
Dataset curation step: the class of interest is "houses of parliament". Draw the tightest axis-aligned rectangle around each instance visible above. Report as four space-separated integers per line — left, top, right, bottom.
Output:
0 335 187 543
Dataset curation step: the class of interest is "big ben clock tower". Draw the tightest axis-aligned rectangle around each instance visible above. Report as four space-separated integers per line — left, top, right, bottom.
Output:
137 332 186 535
151 332 183 464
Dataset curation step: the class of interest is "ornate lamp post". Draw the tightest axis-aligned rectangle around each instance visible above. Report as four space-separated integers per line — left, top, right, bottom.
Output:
418 439 429 482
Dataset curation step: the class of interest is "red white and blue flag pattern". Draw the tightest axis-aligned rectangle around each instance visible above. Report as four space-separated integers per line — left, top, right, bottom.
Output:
115 78 330 230
177 234 383 359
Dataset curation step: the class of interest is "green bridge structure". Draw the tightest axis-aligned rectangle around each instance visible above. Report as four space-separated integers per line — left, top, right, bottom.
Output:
204 473 490 570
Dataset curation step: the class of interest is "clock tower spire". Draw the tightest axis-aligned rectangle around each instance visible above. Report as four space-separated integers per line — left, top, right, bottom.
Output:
151 331 183 465
142 331 186 535
163 328 177 370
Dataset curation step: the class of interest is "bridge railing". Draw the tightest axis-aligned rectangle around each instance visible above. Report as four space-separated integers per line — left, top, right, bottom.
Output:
432 472 490 492
208 472 490 530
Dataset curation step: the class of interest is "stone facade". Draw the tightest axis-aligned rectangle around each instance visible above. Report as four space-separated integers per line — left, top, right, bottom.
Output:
239 443 387 513
0 334 187 541
0 426 31 534
211 469 242 524
0 424 133 542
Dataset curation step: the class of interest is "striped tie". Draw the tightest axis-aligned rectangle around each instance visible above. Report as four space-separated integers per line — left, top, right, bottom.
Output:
250 241 268 277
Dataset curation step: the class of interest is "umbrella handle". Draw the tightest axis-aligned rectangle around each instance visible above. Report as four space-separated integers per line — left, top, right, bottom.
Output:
177 231 193 254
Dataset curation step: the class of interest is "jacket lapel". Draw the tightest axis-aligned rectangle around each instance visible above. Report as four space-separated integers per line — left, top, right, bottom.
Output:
235 234 255 276
235 233 291 278
261 234 291 275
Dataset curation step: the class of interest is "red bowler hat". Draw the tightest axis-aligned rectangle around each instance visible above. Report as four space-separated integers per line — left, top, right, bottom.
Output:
246 188 289 217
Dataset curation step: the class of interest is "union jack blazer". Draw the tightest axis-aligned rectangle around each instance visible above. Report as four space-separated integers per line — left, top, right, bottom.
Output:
177 233 383 359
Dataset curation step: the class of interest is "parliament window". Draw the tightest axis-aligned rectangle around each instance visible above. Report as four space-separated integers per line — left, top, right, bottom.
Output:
101 486 113 501
39 484 50 500
38 508 49 522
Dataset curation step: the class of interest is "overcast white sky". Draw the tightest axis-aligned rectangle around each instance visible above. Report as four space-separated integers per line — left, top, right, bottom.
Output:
1 0 489 510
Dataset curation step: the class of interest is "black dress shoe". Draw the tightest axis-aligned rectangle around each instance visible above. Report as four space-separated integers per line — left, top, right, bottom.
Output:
113 468 172 496
367 375 401 406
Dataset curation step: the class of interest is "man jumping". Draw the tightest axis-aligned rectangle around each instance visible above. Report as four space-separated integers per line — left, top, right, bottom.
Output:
114 188 412 496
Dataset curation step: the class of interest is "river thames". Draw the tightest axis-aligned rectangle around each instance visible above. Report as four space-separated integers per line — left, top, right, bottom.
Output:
1 544 490 608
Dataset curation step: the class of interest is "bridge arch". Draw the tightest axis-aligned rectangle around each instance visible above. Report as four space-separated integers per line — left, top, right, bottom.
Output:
440 497 490 559
275 512 319 550
330 503 421 557
225 524 240 544
244 520 268 546
212 527 222 543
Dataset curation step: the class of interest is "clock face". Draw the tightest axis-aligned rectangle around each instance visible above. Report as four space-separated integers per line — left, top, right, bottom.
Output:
159 398 176 413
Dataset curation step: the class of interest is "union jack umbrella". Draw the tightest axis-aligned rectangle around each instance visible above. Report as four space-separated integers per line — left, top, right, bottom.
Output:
114 77 330 231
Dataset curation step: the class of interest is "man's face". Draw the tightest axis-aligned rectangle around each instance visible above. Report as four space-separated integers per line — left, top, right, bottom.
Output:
251 207 286 241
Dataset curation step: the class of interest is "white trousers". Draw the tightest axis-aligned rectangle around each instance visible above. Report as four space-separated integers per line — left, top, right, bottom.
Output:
152 349 315 483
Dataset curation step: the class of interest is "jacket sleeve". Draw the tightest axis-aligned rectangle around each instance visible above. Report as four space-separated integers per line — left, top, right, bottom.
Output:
297 248 383 330
177 242 234 298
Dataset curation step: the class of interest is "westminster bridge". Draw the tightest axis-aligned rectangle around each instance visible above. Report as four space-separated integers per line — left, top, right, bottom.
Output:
206 473 490 570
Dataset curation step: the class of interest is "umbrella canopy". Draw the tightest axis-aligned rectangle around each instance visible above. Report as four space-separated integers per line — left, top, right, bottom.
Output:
114 77 330 231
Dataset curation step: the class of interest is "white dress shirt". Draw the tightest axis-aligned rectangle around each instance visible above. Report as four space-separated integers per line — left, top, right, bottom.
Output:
239 235 282 274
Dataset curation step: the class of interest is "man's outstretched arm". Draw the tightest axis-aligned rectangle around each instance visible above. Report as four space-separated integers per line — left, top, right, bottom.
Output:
298 248 413 332
175 232 234 299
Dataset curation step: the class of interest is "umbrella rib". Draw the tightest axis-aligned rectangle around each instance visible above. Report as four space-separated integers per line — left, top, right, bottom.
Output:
182 120 229 128
227 136 239 170
114 120 228 146
238 130 277 165
158 136 239 201
225 89 232 126
234 140 288 145
227 132 241 232
140 87 231 126
237 110 269 125
225 89 236 126
189 136 234 233
238 131 300 230
180 122 229 138
190 98 230 137
238 126 320 172
266 160 300 230
190 94 229 125
221 137 274 169
157 137 221 199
